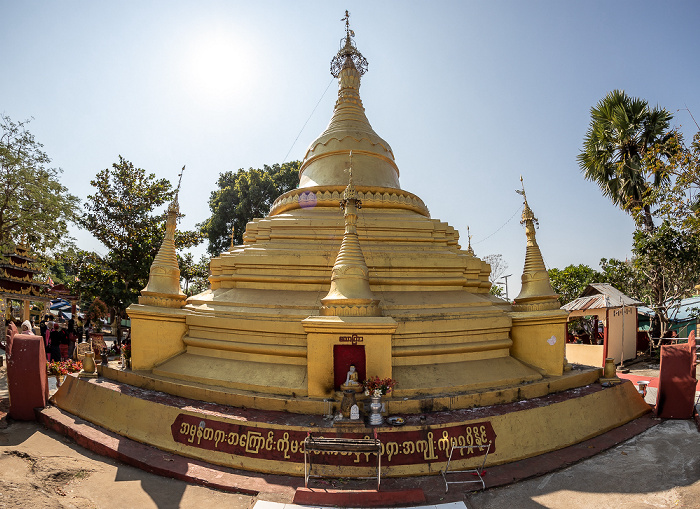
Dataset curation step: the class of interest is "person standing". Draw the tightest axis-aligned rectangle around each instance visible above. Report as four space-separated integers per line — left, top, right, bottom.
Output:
49 323 63 362
76 316 84 342
20 320 35 335
66 318 77 358
39 316 47 339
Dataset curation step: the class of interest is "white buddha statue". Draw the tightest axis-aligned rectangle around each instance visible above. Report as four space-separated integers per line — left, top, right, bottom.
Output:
341 364 363 392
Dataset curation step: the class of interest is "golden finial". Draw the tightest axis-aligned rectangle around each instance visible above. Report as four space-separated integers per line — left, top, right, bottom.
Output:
516 176 538 228
176 166 185 194
168 166 185 214
230 225 235 250
330 10 367 77
466 226 474 256
341 150 359 208
515 175 527 203
341 10 354 38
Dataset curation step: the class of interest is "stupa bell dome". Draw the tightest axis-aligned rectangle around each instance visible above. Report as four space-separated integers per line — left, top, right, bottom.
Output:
298 31 400 189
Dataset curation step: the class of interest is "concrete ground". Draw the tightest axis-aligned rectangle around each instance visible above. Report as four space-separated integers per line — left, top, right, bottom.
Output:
0 351 698 509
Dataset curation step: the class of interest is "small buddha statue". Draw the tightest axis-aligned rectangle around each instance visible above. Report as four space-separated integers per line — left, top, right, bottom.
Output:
340 364 363 393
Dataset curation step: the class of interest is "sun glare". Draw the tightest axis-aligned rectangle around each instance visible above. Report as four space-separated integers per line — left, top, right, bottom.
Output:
184 30 256 102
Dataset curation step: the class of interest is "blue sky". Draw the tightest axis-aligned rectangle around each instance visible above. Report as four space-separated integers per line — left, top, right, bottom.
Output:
2 1 699 298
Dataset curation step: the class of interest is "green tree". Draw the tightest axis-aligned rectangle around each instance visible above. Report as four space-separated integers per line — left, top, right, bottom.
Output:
548 264 603 305
578 90 674 231
601 223 700 332
77 157 202 317
599 257 643 301
0 114 79 255
642 128 700 233
178 253 210 296
199 162 300 256
630 222 700 329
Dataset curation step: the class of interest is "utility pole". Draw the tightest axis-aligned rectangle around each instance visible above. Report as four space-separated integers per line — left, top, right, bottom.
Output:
499 274 513 301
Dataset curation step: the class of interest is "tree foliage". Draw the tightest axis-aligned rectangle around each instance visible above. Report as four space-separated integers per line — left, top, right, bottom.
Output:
483 254 508 298
178 253 210 296
76 157 202 312
598 257 643 301
0 114 79 255
628 222 700 327
199 162 300 256
86 297 108 322
578 90 674 231
597 222 700 332
548 264 603 305
642 128 700 233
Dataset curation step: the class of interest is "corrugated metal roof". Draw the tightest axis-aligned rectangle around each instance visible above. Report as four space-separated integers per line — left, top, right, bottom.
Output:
638 296 700 322
562 283 643 311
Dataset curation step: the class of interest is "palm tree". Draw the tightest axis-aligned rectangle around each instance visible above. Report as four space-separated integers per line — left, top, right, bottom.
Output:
578 90 673 231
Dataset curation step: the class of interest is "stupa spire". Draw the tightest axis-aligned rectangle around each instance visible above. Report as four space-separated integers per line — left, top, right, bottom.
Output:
139 166 187 308
512 177 560 311
466 226 475 256
320 151 381 316
298 12 400 190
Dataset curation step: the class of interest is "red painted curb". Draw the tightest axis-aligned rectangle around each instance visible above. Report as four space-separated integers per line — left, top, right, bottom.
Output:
293 487 425 507
36 405 263 496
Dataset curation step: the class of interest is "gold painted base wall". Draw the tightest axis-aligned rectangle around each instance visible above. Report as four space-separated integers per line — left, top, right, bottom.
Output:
127 304 188 370
51 375 650 477
510 309 569 376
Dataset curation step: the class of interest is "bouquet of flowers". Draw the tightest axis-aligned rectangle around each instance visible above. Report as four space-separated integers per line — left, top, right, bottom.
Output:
47 360 68 376
47 359 83 376
362 376 397 397
63 359 83 373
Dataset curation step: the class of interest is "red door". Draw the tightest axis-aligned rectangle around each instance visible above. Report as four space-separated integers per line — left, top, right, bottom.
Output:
333 345 366 390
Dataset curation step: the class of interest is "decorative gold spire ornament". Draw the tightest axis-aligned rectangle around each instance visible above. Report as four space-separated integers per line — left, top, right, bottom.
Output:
139 166 187 308
320 151 381 316
298 14 399 189
512 177 560 311
466 226 475 256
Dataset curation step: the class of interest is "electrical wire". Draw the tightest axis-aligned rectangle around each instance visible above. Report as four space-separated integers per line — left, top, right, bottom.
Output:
473 205 522 245
282 78 335 163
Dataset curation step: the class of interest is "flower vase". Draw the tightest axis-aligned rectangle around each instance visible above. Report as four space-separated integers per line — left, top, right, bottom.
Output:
368 395 384 426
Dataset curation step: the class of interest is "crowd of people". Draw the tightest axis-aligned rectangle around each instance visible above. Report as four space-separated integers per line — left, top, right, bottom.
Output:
6 314 97 362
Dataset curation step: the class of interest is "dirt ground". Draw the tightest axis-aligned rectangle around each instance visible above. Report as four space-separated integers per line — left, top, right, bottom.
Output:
0 361 254 509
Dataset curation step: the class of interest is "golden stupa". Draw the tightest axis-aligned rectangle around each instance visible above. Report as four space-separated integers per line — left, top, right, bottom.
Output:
52 16 648 478
129 22 566 404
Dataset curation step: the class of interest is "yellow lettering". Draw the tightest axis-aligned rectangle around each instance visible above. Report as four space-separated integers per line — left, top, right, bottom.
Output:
277 432 291 459
386 442 399 462
245 431 264 454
